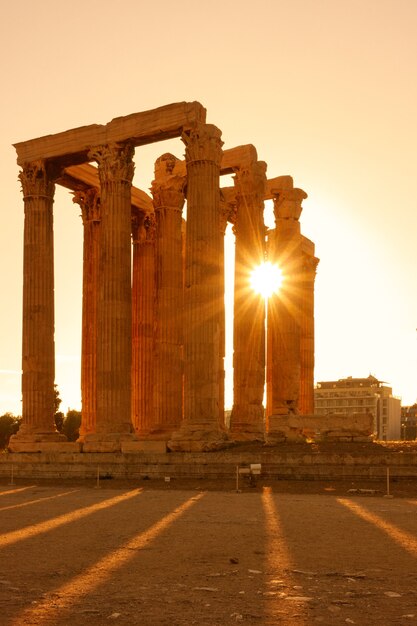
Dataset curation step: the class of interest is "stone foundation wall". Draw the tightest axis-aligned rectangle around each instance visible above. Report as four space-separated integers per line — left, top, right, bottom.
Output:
1 449 416 482
269 412 374 443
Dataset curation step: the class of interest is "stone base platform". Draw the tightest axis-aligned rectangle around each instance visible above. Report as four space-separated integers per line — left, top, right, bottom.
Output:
6 442 82 453
1 442 417 482
266 412 374 443
8 431 71 453
167 427 229 452
228 430 264 443
82 433 137 453
121 441 167 454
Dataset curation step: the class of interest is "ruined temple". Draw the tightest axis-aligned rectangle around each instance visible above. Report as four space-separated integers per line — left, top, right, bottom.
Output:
10 102 319 453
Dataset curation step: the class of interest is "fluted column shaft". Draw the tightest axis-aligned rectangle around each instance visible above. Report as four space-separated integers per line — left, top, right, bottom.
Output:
151 155 185 437
267 189 306 435
299 252 319 414
73 188 101 439
16 161 58 437
89 143 134 436
132 211 156 435
230 163 266 438
178 124 224 435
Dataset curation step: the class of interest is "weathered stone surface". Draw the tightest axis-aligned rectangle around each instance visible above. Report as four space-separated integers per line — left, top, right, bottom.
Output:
168 123 226 451
10 161 67 448
131 210 156 436
151 154 185 439
230 160 266 440
14 102 207 165
61 163 153 213
299 240 319 415
86 142 135 442
264 175 294 199
266 187 307 431
2 444 416 480
121 441 167 454
74 188 101 441
8 441 81 453
221 144 258 173
13 103 320 455
82 433 136 453
167 429 230 452
266 413 374 443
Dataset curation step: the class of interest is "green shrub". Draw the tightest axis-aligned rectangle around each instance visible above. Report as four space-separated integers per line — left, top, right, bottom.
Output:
0 413 21 450
63 410 81 442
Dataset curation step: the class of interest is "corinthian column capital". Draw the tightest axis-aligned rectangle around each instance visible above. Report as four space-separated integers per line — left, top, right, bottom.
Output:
151 182 186 213
219 187 237 234
234 161 267 203
182 123 223 166
131 210 145 245
73 188 101 224
19 160 55 200
88 142 135 186
273 187 307 221
132 211 156 245
144 212 157 242
151 153 186 213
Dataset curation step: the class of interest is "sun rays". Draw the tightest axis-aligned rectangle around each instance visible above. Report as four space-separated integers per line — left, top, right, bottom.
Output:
9 492 205 625
0 488 143 549
337 498 417 558
250 262 283 299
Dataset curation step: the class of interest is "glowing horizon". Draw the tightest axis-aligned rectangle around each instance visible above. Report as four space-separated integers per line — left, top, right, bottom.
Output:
1 1 417 413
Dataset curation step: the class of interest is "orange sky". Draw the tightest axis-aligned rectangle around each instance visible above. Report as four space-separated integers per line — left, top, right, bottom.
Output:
1 0 416 414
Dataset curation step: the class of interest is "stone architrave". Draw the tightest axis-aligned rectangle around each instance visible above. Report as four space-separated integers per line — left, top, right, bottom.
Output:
168 124 227 451
229 162 267 440
299 244 319 415
150 154 185 438
266 188 307 441
9 161 68 451
73 187 101 440
131 210 156 436
83 143 136 451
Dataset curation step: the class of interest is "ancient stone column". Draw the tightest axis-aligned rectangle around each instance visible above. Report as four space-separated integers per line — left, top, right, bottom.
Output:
84 143 135 451
168 124 226 451
131 210 156 435
230 162 267 440
150 154 185 438
73 188 101 440
266 188 307 441
9 161 66 451
299 245 319 415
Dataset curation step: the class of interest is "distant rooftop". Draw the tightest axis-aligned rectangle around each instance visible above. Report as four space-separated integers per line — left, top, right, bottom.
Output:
316 375 389 390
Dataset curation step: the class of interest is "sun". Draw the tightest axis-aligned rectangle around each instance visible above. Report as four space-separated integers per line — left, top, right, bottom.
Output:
250 262 283 299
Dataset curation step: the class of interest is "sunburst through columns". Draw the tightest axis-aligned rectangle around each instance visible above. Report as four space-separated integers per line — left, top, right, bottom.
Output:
229 162 267 441
266 187 306 443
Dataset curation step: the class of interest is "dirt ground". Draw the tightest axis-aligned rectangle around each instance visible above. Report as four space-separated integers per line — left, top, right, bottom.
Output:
0 477 417 626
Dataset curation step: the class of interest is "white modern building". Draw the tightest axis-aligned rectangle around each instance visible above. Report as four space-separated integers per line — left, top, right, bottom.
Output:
314 375 401 440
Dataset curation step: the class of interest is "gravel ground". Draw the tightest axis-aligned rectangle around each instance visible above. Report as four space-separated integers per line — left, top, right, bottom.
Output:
0 479 417 625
